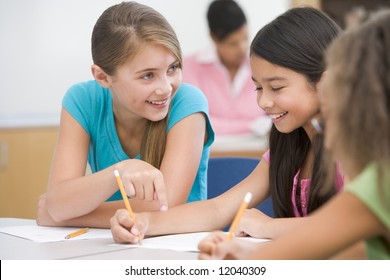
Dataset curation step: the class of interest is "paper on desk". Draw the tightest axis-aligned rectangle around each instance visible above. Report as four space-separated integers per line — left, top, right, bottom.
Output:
0 225 112 243
113 232 270 252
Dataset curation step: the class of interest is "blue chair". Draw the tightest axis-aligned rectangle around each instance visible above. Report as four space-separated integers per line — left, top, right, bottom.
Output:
207 157 274 217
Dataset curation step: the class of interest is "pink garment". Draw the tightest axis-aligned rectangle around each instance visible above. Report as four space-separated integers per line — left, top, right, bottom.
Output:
262 149 344 217
182 47 266 135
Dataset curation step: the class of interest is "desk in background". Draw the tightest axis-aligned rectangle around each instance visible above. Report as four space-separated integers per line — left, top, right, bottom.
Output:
210 134 268 159
0 218 197 260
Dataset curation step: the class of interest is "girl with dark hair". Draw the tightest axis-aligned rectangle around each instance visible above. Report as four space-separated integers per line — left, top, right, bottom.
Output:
199 9 390 260
110 7 343 244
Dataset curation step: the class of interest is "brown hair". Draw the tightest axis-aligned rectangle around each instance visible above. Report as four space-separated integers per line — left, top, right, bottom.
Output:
325 10 390 197
91 1 182 168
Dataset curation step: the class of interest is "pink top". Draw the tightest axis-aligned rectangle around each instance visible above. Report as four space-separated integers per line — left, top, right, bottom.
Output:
182 47 266 135
263 150 344 217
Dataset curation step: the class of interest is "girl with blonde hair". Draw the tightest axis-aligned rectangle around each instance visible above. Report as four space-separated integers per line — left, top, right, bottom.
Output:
37 1 214 228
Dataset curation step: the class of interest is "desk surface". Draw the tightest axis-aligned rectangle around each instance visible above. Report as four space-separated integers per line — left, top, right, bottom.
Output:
210 134 268 158
0 218 197 260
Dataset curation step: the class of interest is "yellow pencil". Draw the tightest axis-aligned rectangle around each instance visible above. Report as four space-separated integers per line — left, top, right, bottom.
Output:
114 169 141 244
65 227 89 239
226 192 252 240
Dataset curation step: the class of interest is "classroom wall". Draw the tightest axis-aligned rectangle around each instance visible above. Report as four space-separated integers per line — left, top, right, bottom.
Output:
0 0 290 127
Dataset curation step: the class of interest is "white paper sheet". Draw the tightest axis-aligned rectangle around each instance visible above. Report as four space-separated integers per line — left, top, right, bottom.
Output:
0 225 112 243
112 232 270 252
0 225 269 251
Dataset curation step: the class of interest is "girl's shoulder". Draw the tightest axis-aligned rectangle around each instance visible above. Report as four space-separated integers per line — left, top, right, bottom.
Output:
66 80 107 96
346 163 390 229
167 83 214 136
64 80 110 106
174 83 207 102
170 83 209 114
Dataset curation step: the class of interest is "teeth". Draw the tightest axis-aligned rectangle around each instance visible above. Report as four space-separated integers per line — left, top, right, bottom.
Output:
148 100 166 105
269 112 287 119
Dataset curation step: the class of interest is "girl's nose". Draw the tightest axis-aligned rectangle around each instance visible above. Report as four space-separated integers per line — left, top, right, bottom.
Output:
258 90 273 111
155 76 173 95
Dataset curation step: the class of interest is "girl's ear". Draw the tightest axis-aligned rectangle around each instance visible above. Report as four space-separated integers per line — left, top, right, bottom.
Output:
91 64 110 88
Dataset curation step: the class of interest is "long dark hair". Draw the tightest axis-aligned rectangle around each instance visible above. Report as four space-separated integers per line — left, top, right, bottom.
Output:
251 7 341 217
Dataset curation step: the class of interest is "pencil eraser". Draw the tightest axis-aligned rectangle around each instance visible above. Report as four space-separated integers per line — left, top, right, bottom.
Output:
244 192 252 203
114 170 120 177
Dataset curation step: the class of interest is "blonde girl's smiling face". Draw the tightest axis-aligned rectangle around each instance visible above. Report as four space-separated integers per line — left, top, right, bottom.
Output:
108 43 182 122
250 55 320 137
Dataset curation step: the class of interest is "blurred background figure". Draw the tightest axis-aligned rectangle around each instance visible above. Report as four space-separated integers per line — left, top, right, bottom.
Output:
183 0 270 137
344 6 369 29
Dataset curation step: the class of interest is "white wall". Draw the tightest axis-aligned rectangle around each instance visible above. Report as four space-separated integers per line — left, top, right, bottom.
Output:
0 0 290 127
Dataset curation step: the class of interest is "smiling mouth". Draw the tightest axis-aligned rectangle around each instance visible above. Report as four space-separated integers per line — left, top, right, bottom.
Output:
269 112 288 120
146 98 168 105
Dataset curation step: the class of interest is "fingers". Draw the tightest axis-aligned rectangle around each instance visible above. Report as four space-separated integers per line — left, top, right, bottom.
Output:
234 209 261 238
234 229 249 237
123 180 136 197
153 172 168 211
118 164 167 210
213 239 240 260
132 180 145 200
198 231 226 259
143 182 154 201
198 232 248 260
199 239 241 260
110 209 140 244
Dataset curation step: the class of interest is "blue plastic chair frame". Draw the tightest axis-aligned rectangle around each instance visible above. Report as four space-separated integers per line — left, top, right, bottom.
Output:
207 157 274 217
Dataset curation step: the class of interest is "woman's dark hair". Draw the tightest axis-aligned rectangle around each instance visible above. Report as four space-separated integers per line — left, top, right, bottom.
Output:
251 7 341 217
207 0 247 41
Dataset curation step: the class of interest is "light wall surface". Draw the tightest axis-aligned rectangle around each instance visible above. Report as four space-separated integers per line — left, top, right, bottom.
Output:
0 0 290 127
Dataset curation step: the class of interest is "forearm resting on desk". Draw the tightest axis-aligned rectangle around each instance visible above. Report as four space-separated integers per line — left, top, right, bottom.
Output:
111 197 238 244
37 199 125 228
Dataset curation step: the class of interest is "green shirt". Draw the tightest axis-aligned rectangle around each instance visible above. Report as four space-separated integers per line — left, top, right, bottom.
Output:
346 163 390 259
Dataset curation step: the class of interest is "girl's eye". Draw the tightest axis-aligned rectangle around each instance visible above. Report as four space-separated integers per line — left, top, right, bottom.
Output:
254 86 263 92
272 87 284 92
141 72 154 80
168 63 180 73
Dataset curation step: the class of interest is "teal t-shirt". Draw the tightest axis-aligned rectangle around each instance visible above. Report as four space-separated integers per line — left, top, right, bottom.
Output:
62 80 214 203
346 163 390 259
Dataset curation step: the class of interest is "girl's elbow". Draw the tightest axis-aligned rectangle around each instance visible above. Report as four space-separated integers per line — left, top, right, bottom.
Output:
44 192 69 222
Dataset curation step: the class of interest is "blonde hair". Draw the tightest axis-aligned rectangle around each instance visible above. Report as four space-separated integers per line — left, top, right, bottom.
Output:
91 2 182 168
325 10 390 191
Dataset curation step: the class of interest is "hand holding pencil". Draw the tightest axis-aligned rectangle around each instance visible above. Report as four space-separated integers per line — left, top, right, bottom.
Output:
114 169 143 244
110 208 148 244
198 192 253 260
227 192 252 240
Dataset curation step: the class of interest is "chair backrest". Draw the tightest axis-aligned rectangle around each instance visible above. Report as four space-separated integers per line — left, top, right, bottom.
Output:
207 157 274 217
